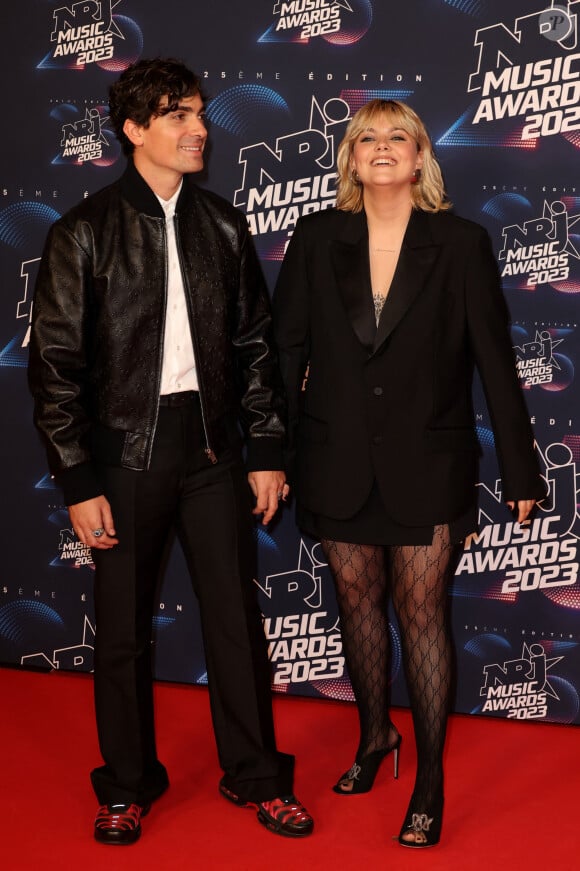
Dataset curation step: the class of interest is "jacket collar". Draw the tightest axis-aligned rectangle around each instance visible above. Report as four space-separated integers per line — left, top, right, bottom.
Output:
331 208 440 355
119 160 198 218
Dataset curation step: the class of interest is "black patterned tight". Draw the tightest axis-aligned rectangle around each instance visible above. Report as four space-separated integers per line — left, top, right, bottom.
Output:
321 525 455 811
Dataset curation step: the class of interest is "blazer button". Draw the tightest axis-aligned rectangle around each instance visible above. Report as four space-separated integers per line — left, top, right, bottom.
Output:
373 386 383 396
372 435 383 445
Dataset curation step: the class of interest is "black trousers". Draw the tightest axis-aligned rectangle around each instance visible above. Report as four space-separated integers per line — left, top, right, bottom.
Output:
90 394 294 805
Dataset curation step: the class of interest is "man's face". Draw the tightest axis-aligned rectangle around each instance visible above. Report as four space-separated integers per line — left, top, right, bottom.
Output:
125 92 207 184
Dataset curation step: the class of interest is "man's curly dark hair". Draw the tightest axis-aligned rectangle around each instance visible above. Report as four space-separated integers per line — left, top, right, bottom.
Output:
108 57 201 156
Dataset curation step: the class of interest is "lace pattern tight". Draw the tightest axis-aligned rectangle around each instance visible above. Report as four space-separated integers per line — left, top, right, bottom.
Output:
321 524 455 809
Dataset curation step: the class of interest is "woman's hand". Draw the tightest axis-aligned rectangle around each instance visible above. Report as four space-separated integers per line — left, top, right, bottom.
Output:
248 470 290 525
506 499 536 524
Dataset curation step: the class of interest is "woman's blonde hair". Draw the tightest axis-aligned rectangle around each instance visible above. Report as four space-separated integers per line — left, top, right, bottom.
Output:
335 99 451 213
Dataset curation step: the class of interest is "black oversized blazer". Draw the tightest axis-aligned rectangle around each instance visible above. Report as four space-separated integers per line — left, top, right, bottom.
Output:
272 207 545 527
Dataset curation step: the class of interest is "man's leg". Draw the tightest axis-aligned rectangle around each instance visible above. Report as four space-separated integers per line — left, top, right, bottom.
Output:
177 451 295 802
177 451 313 836
90 472 170 806
90 408 187 807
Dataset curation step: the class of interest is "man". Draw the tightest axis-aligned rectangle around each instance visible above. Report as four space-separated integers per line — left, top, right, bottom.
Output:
28 57 313 845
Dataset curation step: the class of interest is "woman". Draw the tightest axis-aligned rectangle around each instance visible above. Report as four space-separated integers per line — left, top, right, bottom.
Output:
272 99 544 847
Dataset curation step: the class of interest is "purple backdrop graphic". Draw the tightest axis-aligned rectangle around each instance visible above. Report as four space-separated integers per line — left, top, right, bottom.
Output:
1 0 579 725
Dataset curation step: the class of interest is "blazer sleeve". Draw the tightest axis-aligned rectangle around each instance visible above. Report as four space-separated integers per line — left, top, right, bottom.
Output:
229 213 286 472
271 219 312 481
465 227 545 502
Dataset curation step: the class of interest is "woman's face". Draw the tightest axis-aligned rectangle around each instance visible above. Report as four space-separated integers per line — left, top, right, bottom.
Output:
350 116 422 193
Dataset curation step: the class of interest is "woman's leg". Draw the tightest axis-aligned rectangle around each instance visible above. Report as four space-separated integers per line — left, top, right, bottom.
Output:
321 539 399 785
390 524 456 845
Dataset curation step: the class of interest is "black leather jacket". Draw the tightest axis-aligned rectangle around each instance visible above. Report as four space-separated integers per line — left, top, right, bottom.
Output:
28 162 285 505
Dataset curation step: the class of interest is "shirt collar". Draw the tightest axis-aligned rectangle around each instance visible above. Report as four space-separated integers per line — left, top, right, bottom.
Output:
155 180 183 219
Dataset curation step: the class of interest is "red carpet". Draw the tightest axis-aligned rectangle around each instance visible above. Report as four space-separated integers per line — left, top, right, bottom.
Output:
1 666 576 870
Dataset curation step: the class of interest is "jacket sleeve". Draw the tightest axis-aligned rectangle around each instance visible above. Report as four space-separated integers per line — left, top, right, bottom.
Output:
465 226 546 502
27 220 102 505
271 219 312 482
231 216 286 471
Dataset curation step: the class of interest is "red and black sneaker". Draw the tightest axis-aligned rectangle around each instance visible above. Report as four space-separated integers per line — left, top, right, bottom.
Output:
256 795 314 838
94 802 150 845
219 779 313 838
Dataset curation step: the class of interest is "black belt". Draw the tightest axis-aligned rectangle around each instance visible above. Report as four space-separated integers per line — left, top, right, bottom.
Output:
159 391 199 407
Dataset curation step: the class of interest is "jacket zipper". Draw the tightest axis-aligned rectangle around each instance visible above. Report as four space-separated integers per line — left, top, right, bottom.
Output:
145 220 167 471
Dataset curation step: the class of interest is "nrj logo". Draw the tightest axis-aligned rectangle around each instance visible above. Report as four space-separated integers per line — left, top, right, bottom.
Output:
479 642 562 720
233 95 351 258
498 199 580 289
49 0 121 66
21 615 95 671
0 256 40 367
259 1 371 45
56 527 94 570
39 0 142 70
514 330 565 388
456 438 580 604
467 1 580 141
59 107 109 164
17 258 40 351
256 539 344 686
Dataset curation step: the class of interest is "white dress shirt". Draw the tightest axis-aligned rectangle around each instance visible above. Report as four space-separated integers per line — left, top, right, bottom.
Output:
156 183 199 395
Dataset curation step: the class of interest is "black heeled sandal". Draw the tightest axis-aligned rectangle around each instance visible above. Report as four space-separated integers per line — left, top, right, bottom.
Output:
332 733 402 795
397 793 443 848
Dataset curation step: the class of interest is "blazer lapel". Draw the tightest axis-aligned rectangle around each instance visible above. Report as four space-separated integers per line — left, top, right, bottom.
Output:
331 212 376 350
373 210 440 354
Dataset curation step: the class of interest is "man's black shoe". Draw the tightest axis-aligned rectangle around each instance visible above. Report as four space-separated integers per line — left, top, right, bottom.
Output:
256 795 314 837
94 802 150 845
219 779 314 838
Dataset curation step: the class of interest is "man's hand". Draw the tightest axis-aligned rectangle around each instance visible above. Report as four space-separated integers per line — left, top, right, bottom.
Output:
248 470 290 526
69 495 119 549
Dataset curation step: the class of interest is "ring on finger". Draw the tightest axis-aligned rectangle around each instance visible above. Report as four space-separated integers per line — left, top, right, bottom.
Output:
92 527 105 538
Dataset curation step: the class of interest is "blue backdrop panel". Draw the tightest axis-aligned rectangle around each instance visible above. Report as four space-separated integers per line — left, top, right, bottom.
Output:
1 0 579 725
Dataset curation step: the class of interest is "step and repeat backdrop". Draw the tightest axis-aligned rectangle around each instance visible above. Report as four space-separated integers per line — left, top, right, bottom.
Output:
1 0 579 724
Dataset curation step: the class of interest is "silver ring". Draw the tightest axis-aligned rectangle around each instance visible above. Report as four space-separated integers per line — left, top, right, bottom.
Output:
92 527 105 538
277 492 284 499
